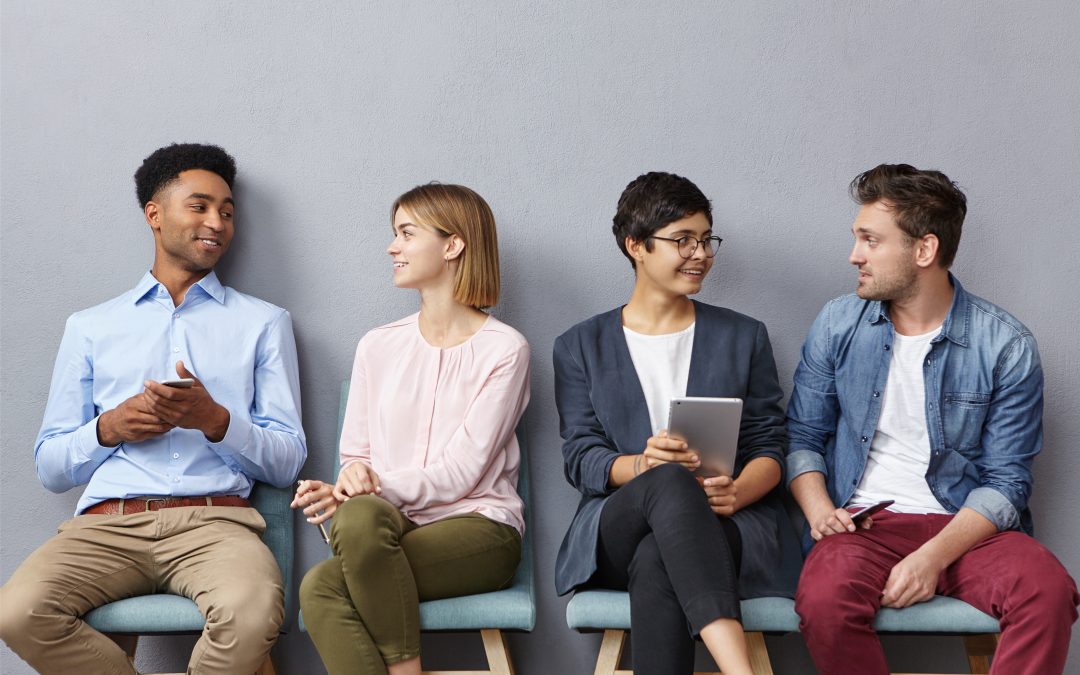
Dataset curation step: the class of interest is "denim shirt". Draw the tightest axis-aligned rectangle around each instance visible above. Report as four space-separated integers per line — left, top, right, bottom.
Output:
786 276 1042 535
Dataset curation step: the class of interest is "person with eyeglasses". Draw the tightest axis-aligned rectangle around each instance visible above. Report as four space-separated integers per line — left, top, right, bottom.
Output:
553 172 801 675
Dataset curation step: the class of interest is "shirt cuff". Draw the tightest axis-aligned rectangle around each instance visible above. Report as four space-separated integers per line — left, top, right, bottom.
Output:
78 416 119 461
962 486 1021 532
785 449 827 487
208 408 252 457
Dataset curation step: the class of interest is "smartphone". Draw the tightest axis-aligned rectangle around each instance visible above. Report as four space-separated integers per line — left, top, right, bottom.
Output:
850 499 895 524
161 378 195 388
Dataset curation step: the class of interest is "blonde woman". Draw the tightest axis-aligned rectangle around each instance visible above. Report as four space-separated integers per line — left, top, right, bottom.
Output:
293 184 529 675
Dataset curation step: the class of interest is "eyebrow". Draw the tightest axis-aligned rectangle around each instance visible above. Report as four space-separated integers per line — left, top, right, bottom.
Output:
394 221 417 233
664 228 712 237
188 193 235 206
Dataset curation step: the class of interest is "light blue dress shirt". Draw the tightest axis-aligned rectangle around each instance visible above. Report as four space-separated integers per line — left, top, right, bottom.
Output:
35 271 307 515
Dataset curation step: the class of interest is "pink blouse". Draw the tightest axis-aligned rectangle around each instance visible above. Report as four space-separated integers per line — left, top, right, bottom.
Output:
339 313 530 534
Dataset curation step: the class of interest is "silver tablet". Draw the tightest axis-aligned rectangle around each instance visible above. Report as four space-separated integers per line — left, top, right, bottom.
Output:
667 397 743 477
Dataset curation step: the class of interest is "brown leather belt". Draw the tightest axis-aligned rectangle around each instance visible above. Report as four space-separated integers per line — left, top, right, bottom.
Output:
83 496 250 516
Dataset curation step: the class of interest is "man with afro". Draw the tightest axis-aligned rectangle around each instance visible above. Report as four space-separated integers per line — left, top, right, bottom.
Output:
0 143 307 674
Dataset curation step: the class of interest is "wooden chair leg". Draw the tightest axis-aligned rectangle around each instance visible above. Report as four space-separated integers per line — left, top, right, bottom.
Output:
963 633 998 674
744 631 774 675
478 629 515 675
595 629 626 675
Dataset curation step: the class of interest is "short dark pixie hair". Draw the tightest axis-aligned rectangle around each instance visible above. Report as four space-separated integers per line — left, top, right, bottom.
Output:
612 172 712 270
134 143 237 208
850 164 967 269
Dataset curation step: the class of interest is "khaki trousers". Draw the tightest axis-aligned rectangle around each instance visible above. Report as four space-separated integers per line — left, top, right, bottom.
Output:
0 506 283 675
300 495 521 675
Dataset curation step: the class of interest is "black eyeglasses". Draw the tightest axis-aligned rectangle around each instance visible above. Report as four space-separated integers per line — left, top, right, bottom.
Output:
648 235 723 259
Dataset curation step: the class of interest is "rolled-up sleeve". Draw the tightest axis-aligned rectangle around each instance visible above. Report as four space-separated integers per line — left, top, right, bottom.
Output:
785 301 840 484
960 332 1042 531
553 334 619 497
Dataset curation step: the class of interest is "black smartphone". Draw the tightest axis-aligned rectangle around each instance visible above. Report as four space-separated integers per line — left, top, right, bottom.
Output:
850 499 895 524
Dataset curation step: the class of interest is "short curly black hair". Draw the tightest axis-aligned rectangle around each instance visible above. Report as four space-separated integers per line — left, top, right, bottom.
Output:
134 143 237 208
612 172 712 270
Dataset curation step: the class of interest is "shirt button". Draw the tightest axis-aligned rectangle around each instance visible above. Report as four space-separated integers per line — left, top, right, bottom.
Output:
861 436 868 443
173 347 180 353
172 453 180 459
173 313 179 318
873 391 880 398
172 477 180 483
884 344 891 351
928 402 934 409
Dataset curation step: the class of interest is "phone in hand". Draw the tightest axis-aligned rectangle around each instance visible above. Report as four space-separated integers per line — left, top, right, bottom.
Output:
850 499 895 524
161 378 195 388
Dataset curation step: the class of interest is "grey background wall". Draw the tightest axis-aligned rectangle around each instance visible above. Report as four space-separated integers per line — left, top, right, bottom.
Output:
3 2 1078 673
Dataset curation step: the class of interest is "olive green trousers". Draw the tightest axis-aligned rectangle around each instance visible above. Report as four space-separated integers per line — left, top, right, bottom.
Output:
299 495 521 675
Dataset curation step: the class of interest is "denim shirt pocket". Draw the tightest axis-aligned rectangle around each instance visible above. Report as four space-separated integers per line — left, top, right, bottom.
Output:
942 391 991 454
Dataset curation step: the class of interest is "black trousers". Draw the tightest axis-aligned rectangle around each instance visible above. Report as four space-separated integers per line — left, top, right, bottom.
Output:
590 463 742 675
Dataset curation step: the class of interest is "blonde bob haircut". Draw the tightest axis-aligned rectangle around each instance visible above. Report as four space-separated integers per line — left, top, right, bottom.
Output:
392 183 500 310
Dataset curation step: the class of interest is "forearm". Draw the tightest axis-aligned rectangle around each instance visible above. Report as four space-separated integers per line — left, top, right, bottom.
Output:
732 457 781 510
608 453 641 488
790 471 836 522
916 507 998 568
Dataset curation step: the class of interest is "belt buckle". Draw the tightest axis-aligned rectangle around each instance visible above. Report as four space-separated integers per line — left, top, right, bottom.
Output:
144 497 168 512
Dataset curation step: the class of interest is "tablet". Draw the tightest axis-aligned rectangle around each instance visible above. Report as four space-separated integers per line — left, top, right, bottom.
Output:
667 397 743 477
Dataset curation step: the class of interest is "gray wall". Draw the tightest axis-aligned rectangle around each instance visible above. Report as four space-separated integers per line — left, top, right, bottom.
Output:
3 2 1078 673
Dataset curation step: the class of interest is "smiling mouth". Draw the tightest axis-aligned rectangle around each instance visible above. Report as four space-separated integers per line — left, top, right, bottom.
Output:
197 239 221 248
679 269 704 277
393 262 407 268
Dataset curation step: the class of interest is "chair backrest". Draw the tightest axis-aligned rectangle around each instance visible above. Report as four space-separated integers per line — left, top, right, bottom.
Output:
251 481 295 629
332 379 534 600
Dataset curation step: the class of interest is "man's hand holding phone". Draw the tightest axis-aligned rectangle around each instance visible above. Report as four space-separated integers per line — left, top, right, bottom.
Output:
96 393 174 447
808 499 894 541
142 361 230 442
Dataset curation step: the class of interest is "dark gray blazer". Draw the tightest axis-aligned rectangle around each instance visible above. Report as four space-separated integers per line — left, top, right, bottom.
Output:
553 301 801 598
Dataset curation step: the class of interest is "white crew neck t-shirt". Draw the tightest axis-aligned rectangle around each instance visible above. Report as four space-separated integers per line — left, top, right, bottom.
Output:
623 323 695 435
848 325 950 514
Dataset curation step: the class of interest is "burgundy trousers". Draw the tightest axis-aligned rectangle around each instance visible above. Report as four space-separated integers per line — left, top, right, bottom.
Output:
795 511 1078 675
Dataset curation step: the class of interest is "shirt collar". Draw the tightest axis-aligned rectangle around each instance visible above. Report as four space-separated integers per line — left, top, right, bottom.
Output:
868 273 970 347
130 270 226 306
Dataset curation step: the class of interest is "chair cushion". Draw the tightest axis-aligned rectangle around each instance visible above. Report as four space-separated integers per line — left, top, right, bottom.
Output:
566 590 999 635
300 581 536 634
84 594 205 634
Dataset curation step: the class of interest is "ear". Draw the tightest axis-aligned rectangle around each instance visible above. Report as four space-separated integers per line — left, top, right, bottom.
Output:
444 234 466 261
145 201 162 233
625 236 646 263
913 234 939 268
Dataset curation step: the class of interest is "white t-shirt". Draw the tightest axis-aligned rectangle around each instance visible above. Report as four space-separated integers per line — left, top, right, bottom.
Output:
848 326 950 514
623 323 695 435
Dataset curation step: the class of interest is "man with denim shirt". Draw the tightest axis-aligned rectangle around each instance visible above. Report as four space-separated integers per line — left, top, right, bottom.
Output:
787 164 1077 675
0 144 307 674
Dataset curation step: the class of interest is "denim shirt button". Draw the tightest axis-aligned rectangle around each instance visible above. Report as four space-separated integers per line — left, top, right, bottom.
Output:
860 436 868 443
884 344 891 351
873 391 880 398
